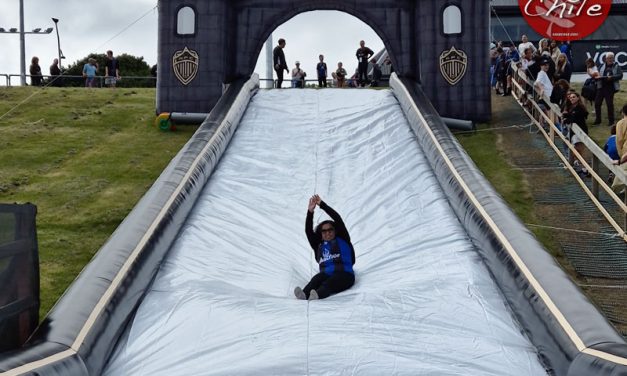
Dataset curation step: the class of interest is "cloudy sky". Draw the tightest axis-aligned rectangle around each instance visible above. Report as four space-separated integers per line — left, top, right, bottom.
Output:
0 1 384 86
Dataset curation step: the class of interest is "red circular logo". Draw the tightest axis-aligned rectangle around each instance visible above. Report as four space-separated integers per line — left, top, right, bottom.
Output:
518 0 611 41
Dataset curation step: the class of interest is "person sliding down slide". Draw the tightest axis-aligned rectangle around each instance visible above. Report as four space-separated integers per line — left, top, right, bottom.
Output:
294 195 356 300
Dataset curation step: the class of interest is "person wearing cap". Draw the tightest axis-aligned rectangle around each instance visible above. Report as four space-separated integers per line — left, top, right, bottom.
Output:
294 194 356 301
534 57 554 115
291 61 306 88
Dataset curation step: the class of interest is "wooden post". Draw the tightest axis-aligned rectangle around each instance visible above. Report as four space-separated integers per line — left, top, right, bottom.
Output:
592 155 599 198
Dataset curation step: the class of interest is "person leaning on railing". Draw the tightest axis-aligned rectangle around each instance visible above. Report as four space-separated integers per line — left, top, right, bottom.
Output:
562 91 590 178
611 104 627 193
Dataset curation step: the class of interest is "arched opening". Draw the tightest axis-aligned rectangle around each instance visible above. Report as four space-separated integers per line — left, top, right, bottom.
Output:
253 11 386 88
176 6 196 35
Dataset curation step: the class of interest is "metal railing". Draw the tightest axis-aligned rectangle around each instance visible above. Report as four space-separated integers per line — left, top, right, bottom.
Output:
0 73 156 88
510 63 627 240
258 76 391 88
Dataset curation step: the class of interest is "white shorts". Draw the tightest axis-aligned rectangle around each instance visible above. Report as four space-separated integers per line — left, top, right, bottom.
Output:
105 77 117 86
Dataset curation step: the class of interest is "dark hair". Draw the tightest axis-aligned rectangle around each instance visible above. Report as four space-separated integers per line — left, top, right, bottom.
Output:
623 104 627 116
611 124 617 135
278 38 285 45
556 79 569 90
315 220 335 237
585 58 595 68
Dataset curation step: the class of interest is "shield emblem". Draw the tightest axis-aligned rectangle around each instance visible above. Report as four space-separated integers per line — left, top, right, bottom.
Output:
172 47 199 86
439 46 467 86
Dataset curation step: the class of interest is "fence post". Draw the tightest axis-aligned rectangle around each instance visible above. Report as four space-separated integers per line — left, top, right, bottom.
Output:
592 155 600 198
549 110 555 143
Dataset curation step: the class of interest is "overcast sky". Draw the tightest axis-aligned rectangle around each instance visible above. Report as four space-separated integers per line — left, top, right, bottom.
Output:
0 1 384 86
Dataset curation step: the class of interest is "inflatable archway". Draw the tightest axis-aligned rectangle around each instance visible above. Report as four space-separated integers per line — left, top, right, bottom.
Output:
157 0 491 122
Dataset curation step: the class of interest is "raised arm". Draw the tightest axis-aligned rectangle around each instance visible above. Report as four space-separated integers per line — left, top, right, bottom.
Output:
305 196 320 254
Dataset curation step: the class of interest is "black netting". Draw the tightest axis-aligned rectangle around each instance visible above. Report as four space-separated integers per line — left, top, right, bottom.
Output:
0 204 39 353
473 116 627 340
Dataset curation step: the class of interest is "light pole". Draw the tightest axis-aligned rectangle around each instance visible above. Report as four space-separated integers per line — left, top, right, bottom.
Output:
20 0 25 86
51 18 64 70
0 0 53 85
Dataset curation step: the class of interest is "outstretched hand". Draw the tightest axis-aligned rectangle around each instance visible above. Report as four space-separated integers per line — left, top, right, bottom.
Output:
308 194 322 212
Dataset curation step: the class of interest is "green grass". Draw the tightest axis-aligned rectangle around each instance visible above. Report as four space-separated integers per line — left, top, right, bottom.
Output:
0 87 196 318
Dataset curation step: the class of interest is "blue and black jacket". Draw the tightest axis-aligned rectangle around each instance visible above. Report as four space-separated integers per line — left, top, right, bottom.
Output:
305 201 355 275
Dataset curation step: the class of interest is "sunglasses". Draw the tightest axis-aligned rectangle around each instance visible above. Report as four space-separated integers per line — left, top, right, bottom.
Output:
321 228 335 233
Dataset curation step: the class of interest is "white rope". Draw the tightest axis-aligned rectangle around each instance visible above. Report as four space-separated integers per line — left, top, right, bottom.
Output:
452 123 531 134
579 284 627 289
525 223 620 237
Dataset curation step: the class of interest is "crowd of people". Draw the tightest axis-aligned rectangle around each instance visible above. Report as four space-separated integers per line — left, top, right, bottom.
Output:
28 50 122 88
491 34 624 181
272 38 392 89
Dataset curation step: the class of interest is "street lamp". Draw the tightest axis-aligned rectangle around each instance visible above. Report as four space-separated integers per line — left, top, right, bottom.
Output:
51 18 64 70
0 0 54 85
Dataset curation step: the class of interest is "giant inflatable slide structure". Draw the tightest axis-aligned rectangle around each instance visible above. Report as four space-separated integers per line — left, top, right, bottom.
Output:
1 74 627 375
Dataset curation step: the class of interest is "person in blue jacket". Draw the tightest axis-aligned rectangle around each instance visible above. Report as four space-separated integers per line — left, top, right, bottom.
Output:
294 195 356 300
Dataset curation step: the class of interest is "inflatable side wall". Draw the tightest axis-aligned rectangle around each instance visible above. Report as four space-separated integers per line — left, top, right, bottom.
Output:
390 74 627 376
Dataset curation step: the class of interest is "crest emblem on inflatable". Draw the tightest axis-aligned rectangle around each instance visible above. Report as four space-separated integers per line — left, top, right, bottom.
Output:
439 46 467 86
172 47 199 86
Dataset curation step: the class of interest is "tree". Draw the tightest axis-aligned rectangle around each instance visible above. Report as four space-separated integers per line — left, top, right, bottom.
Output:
63 53 155 88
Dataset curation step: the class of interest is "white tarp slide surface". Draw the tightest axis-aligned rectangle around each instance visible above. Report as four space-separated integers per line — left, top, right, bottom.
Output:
104 89 547 376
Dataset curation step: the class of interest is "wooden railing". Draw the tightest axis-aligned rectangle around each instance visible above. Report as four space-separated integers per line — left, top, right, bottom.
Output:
510 63 627 241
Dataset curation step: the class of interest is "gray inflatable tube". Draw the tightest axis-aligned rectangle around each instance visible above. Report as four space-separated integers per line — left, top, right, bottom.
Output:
1 73 626 375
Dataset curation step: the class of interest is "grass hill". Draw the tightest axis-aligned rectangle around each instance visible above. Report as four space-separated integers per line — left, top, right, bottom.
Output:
0 87 196 316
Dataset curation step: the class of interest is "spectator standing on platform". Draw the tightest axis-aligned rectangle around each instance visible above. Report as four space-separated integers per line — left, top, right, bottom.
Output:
83 58 98 88
554 53 572 83
594 52 623 127
518 34 536 57
549 39 561 64
316 55 327 88
273 38 289 88
494 47 508 95
562 92 590 177
29 56 43 86
49 58 61 86
291 61 306 88
581 58 600 110
559 41 573 65
538 38 550 56
335 62 347 88
370 58 382 87
105 50 120 88
534 58 553 123
356 40 374 87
